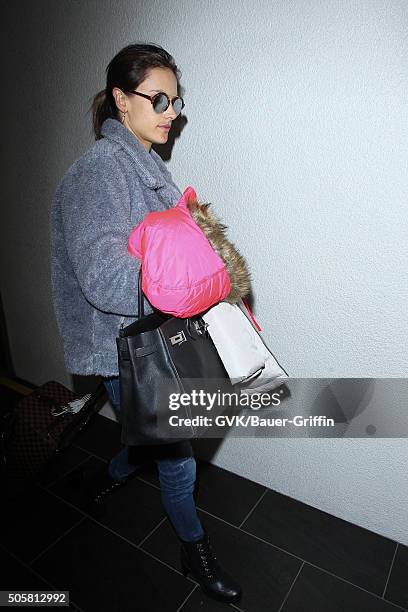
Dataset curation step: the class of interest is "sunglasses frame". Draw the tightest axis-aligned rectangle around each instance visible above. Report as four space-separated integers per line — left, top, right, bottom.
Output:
129 90 185 115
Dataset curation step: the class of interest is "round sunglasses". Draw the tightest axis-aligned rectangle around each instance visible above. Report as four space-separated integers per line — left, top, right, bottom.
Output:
129 90 185 116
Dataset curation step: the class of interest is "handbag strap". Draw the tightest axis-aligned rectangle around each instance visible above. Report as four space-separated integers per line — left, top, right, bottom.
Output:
138 267 144 318
136 266 170 320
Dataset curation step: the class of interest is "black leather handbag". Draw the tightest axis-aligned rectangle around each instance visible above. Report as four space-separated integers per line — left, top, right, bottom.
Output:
116 269 232 445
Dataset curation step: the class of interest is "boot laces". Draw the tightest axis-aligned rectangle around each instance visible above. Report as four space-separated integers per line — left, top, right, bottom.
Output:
94 480 123 502
197 540 218 579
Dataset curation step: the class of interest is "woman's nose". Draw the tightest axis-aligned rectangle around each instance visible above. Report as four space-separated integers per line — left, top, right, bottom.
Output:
164 104 177 119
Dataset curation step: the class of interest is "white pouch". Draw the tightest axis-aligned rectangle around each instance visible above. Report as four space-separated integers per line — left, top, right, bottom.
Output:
202 300 288 393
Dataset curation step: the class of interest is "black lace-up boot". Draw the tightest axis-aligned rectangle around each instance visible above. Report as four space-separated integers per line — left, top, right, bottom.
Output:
180 532 242 603
69 465 127 517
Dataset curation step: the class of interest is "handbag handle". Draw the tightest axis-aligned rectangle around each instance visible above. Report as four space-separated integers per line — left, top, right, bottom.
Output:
138 267 144 318
136 266 170 321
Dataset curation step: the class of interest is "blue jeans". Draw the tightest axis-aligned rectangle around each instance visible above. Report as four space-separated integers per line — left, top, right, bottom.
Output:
103 376 204 542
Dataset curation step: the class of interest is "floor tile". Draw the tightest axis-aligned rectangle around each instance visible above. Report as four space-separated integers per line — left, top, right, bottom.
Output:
178 586 242 611
31 518 195 612
384 544 408 609
72 414 123 461
0 547 78 610
281 562 407 612
0 545 54 590
194 460 267 526
136 458 267 528
241 489 396 596
35 445 90 488
136 461 160 485
141 510 301 612
49 455 166 545
0 482 84 564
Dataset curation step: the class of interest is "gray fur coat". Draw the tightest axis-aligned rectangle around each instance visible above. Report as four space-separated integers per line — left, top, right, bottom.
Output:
50 118 182 376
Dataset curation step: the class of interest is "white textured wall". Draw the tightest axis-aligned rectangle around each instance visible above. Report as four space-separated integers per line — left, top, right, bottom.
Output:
2 1 408 544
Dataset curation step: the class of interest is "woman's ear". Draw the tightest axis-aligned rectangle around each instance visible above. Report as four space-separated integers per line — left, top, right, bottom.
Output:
112 87 127 113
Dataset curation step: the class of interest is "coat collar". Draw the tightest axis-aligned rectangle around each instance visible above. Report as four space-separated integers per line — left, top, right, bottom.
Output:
100 118 172 189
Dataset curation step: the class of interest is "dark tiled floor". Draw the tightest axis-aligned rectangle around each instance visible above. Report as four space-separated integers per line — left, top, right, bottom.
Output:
2 407 408 612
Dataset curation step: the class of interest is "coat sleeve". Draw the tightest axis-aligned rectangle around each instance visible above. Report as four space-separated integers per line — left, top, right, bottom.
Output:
60 152 143 316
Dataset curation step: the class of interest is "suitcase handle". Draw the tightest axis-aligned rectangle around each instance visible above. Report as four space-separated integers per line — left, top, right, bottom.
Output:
35 383 106 438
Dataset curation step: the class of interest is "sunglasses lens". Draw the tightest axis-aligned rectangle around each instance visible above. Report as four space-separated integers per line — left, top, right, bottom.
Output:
153 93 169 113
152 93 184 115
172 98 183 116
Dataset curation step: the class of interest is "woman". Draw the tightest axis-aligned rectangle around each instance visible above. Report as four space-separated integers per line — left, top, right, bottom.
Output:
50 42 242 603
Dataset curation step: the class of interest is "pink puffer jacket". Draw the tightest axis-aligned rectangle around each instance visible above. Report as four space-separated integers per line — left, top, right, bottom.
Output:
128 186 231 317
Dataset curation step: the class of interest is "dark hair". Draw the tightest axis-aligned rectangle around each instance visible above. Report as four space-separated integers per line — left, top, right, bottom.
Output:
91 43 182 140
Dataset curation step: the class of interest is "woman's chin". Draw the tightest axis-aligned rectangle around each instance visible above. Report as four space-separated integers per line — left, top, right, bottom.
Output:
156 127 170 140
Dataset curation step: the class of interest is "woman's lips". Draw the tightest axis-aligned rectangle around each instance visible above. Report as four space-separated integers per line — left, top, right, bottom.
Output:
158 125 171 131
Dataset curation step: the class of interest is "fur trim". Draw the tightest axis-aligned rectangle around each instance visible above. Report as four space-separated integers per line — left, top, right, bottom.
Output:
187 198 251 303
